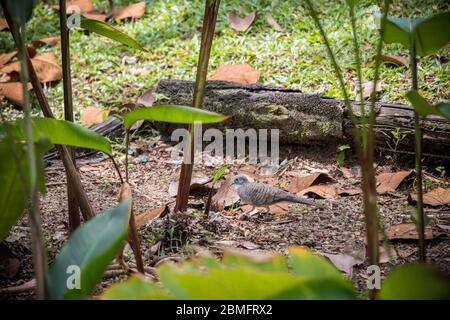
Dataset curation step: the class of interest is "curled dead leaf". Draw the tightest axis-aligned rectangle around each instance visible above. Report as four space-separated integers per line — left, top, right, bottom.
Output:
82 11 107 22
31 36 61 48
209 64 260 84
81 107 109 127
385 223 434 240
228 11 256 32
376 170 413 194
297 185 338 199
1 53 62 83
287 172 334 194
112 2 146 20
211 174 241 211
320 251 364 276
168 172 212 197
380 54 408 67
356 81 381 101
135 205 169 227
337 188 362 196
408 187 450 206
0 47 37 68
52 0 94 14
0 82 32 107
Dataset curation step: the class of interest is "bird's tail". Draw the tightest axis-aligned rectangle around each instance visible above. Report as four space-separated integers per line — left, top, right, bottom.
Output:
284 193 325 209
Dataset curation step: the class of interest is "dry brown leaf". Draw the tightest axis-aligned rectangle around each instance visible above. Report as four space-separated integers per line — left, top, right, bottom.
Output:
211 174 241 211
408 187 450 206
320 252 364 276
0 82 32 106
168 172 211 197
287 173 334 194
298 185 338 199
376 170 413 194
265 14 283 31
0 19 9 31
52 0 94 14
81 107 109 127
0 47 37 68
2 53 62 83
209 64 259 84
357 81 381 100
340 167 354 179
0 244 20 278
228 11 256 32
135 205 169 227
31 36 61 47
82 11 107 21
112 2 146 20
241 201 291 215
396 246 416 258
0 52 18 68
137 88 155 107
380 54 408 67
385 223 434 240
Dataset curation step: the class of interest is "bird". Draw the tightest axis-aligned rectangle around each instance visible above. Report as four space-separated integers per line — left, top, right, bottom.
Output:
231 174 325 213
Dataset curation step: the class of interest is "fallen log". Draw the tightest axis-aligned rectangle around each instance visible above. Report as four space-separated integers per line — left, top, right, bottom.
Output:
153 79 450 157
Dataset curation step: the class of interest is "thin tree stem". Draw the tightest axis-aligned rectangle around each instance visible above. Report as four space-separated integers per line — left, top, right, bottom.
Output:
410 36 425 262
59 0 81 231
15 21 48 300
175 0 221 212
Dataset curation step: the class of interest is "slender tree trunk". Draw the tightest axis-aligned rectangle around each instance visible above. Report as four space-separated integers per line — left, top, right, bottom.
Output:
175 0 221 212
59 0 81 231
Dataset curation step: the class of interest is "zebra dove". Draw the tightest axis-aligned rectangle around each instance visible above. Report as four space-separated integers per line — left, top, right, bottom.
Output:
231 174 325 212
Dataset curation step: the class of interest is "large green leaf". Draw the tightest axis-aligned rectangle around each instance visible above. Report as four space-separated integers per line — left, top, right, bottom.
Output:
102 276 174 300
0 136 51 242
380 264 450 300
378 12 450 56
47 202 130 300
2 0 37 26
2 118 112 154
123 105 229 129
80 19 146 51
101 246 356 300
406 90 450 121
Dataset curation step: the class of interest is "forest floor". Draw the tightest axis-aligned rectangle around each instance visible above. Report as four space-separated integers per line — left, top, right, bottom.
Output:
1 136 449 299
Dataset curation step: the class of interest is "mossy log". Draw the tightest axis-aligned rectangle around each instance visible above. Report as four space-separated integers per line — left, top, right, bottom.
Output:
154 79 450 157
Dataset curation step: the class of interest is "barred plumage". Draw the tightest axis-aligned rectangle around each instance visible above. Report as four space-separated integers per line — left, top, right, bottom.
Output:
231 175 324 209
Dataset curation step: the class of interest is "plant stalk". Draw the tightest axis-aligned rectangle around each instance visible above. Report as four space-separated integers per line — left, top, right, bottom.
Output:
410 36 425 262
59 0 81 232
175 0 221 212
14 19 48 300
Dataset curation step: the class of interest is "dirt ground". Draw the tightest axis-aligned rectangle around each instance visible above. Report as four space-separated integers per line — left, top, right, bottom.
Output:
1 135 449 299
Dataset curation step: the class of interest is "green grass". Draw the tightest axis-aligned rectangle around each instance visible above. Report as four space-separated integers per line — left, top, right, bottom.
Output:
0 0 449 122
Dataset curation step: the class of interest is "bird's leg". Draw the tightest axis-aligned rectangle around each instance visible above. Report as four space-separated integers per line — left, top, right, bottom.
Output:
263 206 271 214
243 206 256 215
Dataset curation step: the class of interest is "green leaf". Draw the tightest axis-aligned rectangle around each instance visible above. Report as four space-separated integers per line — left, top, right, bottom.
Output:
221 251 288 273
212 165 227 185
80 19 146 51
2 118 112 154
380 264 450 299
47 202 130 300
0 136 51 242
406 91 450 121
102 276 174 300
436 102 450 120
378 12 450 56
123 105 229 130
3 0 37 26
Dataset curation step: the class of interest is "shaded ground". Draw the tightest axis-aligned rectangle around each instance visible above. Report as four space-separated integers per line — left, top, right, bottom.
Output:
1 136 449 299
